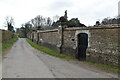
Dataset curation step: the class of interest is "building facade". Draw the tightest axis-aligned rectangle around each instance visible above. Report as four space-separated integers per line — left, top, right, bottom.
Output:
118 1 120 17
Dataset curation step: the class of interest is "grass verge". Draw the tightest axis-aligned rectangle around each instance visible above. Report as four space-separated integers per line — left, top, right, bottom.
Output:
2 38 18 54
84 61 119 73
26 38 75 60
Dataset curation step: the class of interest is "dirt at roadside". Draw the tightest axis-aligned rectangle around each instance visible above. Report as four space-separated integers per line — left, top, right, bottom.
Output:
66 59 118 78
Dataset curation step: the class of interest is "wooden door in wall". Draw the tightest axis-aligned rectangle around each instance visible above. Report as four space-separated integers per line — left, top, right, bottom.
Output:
77 33 88 61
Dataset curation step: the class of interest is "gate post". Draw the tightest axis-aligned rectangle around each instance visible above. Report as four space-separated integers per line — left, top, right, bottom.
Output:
58 25 64 53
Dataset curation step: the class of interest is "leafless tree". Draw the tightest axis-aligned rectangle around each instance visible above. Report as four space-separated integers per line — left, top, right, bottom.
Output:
5 16 15 32
53 15 60 22
46 17 52 26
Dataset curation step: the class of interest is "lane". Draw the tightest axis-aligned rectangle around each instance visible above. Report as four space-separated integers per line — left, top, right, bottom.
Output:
33 48 116 78
3 38 54 78
2 38 116 78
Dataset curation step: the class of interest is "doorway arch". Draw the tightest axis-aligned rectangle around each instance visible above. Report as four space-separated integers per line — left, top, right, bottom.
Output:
77 33 88 61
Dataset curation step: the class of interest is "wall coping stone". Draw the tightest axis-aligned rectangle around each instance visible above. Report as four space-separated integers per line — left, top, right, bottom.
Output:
65 26 120 31
37 29 58 33
36 26 120 33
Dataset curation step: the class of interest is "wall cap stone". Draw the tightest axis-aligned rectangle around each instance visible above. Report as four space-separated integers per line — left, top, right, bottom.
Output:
37 29 58 33
65 26 120 31
36 26 120 33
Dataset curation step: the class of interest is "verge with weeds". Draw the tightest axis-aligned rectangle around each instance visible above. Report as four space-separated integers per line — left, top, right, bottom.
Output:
2 38 18 54
26 38 75 60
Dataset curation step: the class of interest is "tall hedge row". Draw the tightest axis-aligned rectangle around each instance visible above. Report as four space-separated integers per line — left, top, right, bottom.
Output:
2 30 17 43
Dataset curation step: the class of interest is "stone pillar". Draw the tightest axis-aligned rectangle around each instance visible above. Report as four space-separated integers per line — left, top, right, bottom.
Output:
58 25 64 53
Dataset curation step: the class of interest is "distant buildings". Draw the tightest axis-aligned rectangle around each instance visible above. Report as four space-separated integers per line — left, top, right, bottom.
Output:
118 1 120 17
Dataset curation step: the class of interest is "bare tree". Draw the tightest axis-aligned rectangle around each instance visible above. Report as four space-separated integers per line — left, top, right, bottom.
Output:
101 18 109 25
31 19 36 27
5 16 15 32
53 15 60 22
46 17 52 26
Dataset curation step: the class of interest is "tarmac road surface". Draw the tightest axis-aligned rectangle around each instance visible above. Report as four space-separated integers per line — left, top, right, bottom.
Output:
2 38 118 78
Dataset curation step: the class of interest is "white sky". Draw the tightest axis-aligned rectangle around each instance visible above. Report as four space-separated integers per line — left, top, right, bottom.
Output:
0 0 119 29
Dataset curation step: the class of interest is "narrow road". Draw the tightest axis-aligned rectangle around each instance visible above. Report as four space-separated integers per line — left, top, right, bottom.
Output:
2 38 117 78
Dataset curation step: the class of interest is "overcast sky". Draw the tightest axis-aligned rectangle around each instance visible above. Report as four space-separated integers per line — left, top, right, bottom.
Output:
0 0 119 29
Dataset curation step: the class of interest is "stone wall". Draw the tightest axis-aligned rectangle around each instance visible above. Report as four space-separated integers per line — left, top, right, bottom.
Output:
39 30 60 52
87 28 119 66
62 30 76 57
27 27 120 67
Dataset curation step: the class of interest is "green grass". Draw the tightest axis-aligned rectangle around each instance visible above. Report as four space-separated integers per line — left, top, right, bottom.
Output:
84 61 120 73
26 38 75 60
2 38 18 53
